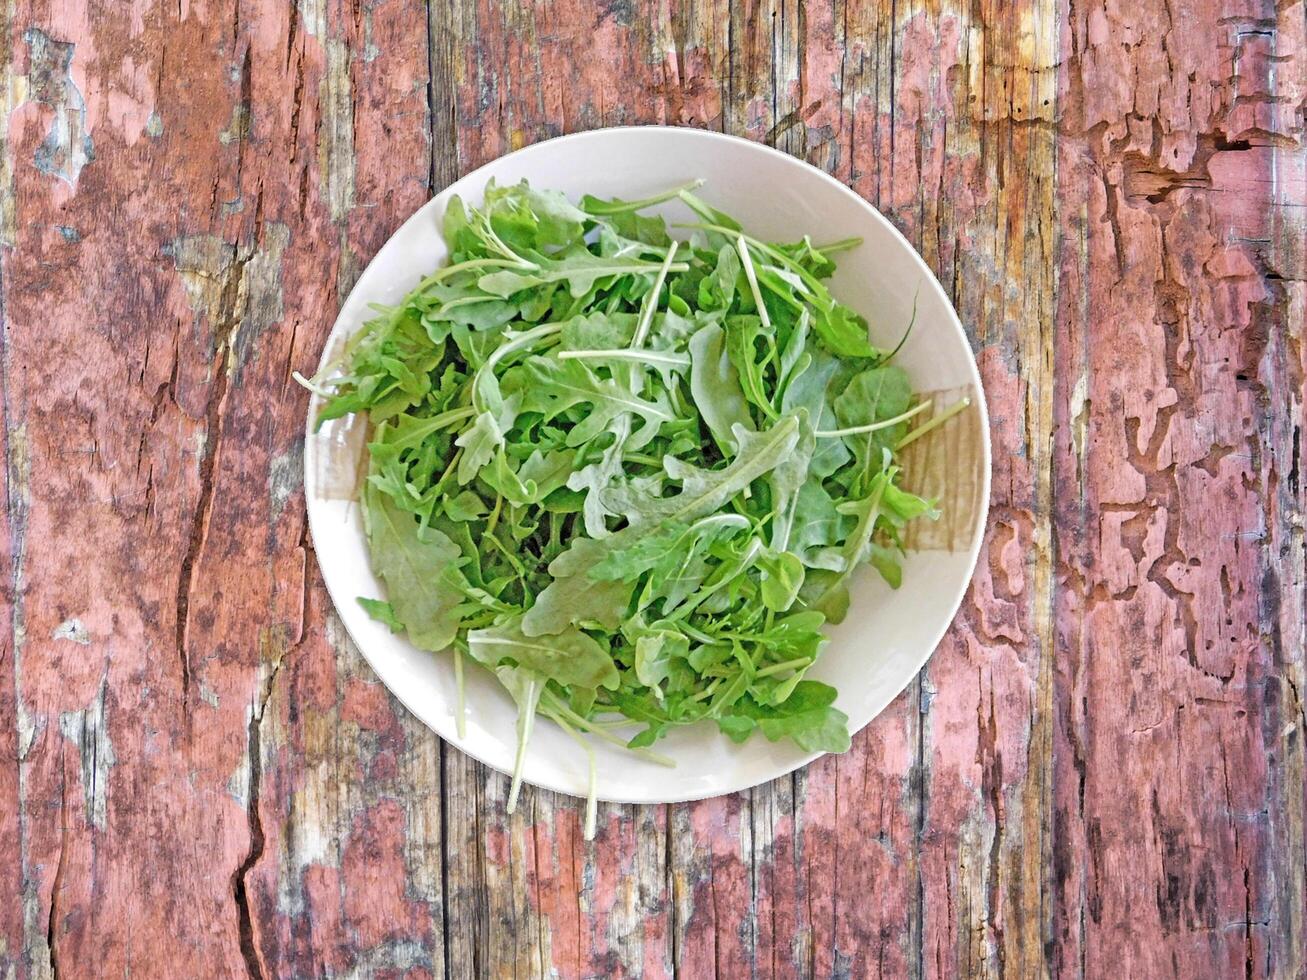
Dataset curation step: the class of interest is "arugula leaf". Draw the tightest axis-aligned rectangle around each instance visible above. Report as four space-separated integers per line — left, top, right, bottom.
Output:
758 551 806 612
364 485 472 652
524 417 799 635
358 597 403 632
468 619 619 690
515 355 674 445
689 321 754 453
479 252 683 299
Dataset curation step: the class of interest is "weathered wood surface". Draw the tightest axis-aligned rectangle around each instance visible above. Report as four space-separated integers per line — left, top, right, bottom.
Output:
0 0 1303 976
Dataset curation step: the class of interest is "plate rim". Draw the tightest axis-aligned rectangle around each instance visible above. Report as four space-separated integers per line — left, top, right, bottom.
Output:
303 124 993 803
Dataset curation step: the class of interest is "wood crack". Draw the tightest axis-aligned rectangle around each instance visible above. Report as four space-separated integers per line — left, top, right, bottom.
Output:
174 241 253 707
46 760 69 979
232 703 266 979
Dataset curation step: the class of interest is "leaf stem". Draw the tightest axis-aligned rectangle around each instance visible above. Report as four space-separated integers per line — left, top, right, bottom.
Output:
292 371 332 397
895 396 972 451
506 678 539 814
813 399 933 438
485 492 504 536
582 178 707 215
540 690 676 767
430 447 464 495
547 712 598 840
754 657 813 679
676 222 826 295
811 236 863 254
631 241 680 350
415 256 537 292
471 322 563 413
878 285 919 366
557 349 690 369
735 236 772 332
686 678 722 703
453 646 467 739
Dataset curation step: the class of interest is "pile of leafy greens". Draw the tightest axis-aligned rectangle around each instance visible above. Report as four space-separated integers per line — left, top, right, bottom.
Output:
308 179 964 837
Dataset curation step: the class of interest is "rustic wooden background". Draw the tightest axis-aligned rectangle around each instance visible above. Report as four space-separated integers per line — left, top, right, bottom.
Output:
1 0 1304 976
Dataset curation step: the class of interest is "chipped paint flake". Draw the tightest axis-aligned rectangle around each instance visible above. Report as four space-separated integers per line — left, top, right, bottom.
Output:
24 28 93 186
235 223 290 370
164 222 289 374
269 445 303 520
163 233 238 321
318 39 355 223
52 618 89 644
296 0 326 37
218 103 250 145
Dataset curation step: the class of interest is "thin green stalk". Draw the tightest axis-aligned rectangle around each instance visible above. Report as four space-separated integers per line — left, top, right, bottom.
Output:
676 221 827 295
540 690 676 767
485 492 504 536
631 241 679 350
814 399 933 438
735 236 772 332
582 178 706 215
755 657 813 679
812 236 863 254
547 711 598 840
471 322 563 413
557 349 690 369
686 678 722 703
453 646 467 739
878 286 919 366
415 256 537 292
895 396 972 451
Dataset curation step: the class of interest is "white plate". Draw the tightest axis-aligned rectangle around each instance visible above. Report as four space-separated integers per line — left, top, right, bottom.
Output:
304 127 991 803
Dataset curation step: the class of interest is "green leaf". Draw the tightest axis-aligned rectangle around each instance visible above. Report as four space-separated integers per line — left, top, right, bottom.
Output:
811 303 876 359
758 551 806 612
357 597 403 632
516 355 674 446
589 514 749 583
758 705 851 753
741 679 850 753
790 479 850 566
524 417 800 635
689 321 754 454
633 629 689 693
833 365 913 429
443 490 488 522
717 714 756 743
559 311 638 350
493 181 590 249
698 244 740 311
454 408 510 484
468 619 619 690
364 486 471 651
869 542 904 589
479 253 678 299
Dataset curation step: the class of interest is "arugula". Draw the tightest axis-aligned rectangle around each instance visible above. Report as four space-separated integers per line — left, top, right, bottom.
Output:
311 178 955 838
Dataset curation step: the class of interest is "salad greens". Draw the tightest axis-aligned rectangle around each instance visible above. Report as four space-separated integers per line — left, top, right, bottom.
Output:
306 179 967 837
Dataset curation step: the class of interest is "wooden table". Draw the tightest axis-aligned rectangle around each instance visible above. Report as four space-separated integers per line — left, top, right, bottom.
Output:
2 0 1304 976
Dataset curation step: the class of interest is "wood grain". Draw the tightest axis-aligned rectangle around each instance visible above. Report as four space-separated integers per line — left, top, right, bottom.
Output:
0 0 1302 976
